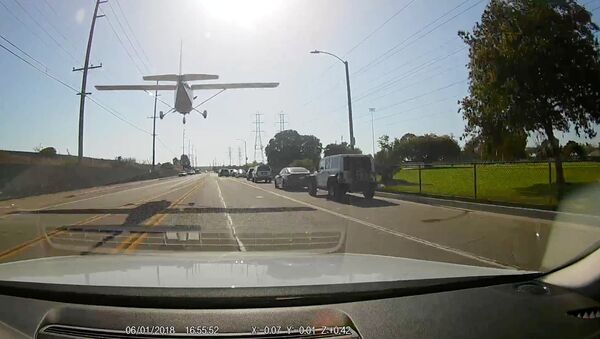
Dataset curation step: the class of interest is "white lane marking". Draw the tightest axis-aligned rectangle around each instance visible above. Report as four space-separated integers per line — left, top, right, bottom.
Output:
232 179 515 269
215 178 246 252
0 176 193 220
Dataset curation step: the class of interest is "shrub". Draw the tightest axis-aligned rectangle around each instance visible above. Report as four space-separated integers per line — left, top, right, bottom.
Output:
39 147 57 157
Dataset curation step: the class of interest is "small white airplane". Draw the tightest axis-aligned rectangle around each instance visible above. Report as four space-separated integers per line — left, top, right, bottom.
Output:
95 52 278 124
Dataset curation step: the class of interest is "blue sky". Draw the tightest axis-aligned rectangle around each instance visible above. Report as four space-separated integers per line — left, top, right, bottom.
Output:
1 0 599 166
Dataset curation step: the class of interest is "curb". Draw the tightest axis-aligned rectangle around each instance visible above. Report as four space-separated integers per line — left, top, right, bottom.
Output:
375 191 600 225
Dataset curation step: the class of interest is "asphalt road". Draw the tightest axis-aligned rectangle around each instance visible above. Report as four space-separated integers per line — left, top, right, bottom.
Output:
0 173 598 271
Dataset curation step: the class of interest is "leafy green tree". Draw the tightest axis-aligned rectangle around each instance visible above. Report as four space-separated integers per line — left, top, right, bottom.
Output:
265 130 322 170
323 142 362 157
374 135 397 182
459 0 600 188
172 157 180 166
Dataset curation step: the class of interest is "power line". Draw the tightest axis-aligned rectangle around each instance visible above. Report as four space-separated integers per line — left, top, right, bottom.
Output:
43 0 57 15
112 0 153 69
299 0 417 109
156 136 177 158
11 0 78 62
0 36 152 137
0 0 57 52
0 40 78 92
344 0 417 56
107 1 150 73
86 96 152 135
103 9 146 76
357 95 457 125
0 33 49 71
378 78 467 112
353 0 477 76
353 47 466 106
354 64 462 120
30 1 69 42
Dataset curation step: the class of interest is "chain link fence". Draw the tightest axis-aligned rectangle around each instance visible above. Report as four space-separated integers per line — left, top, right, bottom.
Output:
380 160 600 210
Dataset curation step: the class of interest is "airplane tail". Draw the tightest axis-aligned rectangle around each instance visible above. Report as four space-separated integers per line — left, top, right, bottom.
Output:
179 40 183 75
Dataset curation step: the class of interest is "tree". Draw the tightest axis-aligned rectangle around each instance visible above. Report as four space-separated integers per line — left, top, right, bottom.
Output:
264 130 322 170
562 140 587 160
374 135 396 182
459 0 600 189
323 142 362 157
180 154 190 169
172 157 180 166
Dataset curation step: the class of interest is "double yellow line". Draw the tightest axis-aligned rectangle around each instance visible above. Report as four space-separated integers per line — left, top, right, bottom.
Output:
0 176 205 261
116 178 207 253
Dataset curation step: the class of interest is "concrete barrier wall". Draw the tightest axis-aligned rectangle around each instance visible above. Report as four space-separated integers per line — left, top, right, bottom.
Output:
0 151 177 199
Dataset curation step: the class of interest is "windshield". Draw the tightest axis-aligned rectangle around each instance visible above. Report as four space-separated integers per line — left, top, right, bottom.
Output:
0 0 599 290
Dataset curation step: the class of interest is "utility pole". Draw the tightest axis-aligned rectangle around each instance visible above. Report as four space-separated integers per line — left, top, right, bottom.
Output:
369 108 376 155
228 146 232 166
146 81 159 169
182 127 185 156
238 146 242 166
74 0 106 162
252 113 265 163
237 139 248 165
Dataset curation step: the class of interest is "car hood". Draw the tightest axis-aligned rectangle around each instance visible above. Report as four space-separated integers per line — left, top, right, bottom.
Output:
0 253 534 288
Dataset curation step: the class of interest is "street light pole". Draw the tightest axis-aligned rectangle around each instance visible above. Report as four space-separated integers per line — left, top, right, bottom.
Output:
311 50 355 149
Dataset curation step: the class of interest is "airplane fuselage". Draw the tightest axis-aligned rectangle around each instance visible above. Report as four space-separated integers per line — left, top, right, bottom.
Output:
174 81 194 114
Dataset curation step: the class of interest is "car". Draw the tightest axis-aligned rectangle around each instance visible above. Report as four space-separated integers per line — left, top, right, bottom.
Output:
187 169 196 175
274 167 310 189
308 154 376 201
178 171 187 177
246 168 254 180
218 168 230 177
252 164 272 183
237 169 246 178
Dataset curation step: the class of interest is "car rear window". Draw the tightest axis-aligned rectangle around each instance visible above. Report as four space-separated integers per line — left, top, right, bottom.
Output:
289 167 309 173
258 165 270 171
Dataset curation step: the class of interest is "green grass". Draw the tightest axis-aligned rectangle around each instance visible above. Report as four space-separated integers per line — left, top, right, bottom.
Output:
383 162 600 211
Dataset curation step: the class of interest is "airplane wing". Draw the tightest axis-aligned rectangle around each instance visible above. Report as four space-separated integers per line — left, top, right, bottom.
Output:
142 74 219 81
191 82 279 90
95 85 177 91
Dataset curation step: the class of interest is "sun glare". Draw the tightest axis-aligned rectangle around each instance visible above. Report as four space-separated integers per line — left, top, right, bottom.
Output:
200 0 281 29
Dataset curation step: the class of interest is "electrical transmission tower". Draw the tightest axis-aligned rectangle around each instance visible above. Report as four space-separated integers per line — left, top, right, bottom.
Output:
252 113 265 163
277 111 287 132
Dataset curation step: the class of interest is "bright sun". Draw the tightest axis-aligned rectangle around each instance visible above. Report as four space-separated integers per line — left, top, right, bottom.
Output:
200 0 281 30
